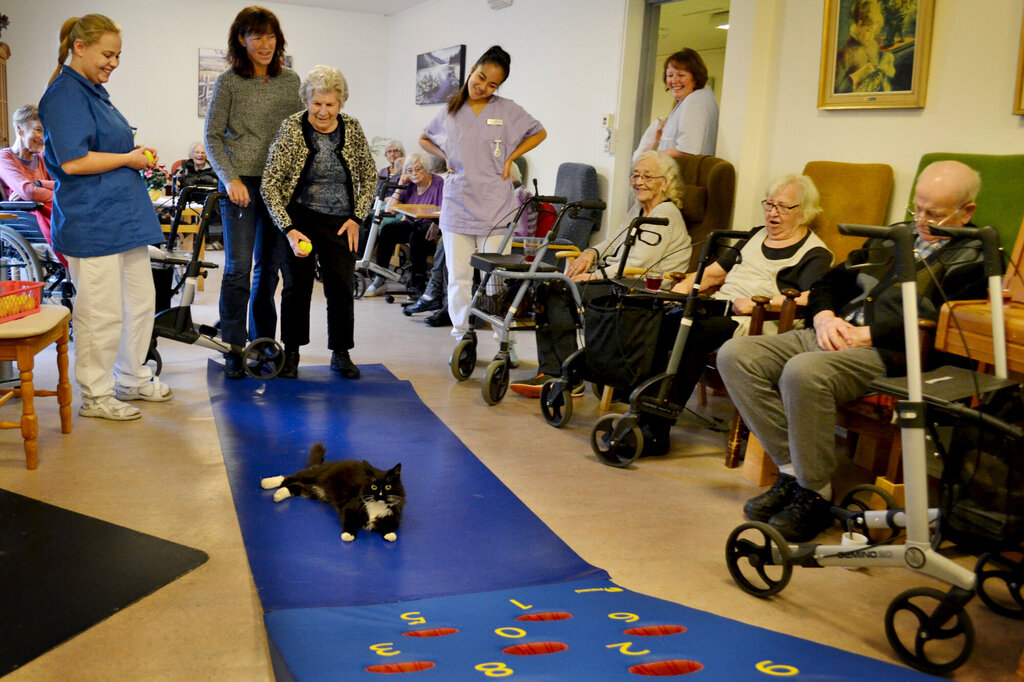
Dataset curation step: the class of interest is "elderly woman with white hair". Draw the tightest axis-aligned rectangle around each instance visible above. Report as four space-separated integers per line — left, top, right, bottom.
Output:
628 172 835 457
261 64 376 379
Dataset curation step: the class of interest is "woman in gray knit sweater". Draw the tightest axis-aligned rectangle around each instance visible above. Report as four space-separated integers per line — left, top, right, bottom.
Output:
204 6 302 379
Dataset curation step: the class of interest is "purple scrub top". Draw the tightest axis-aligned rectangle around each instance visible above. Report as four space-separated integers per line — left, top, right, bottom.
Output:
423 95 542 236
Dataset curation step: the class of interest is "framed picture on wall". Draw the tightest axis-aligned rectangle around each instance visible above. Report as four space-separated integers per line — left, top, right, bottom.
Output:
1015 12 1024 114
198 48 229 118
818 0 934 110
416 44 466 105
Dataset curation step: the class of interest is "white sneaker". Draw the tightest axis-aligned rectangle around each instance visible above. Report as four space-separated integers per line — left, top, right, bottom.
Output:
80 395 142 421
115 378 174 402
508 341 520 368
364 277 386 297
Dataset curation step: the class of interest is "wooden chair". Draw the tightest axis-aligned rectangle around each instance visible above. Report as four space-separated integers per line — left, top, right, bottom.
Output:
0 304 72 469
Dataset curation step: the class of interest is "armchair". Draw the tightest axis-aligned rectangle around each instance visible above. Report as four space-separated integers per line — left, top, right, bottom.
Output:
673 155 735 272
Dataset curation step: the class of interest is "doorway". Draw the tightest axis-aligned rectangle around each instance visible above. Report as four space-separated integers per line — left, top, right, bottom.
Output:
634 0 730 153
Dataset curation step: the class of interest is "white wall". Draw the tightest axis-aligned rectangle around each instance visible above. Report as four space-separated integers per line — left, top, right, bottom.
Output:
384 0 631 229
4 0 389 167
722 0 1024 228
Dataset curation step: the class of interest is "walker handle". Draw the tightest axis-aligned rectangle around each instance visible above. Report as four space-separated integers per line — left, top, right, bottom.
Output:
533 195 567 205
928 224 1003 278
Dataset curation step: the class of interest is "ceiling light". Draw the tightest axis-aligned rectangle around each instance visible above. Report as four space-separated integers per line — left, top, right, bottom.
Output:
711 11 729 30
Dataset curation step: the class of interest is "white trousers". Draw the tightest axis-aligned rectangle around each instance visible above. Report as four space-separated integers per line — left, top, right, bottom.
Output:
442 230 512 339
67 246 156 400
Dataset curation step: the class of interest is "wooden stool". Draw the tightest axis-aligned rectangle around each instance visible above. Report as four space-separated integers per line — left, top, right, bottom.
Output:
0 305 72 469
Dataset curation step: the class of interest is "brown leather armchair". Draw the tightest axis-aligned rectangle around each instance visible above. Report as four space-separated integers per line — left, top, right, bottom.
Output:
674 155 736 272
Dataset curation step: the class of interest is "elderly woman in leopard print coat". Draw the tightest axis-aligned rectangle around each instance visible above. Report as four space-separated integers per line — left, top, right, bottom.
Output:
261 64 376 379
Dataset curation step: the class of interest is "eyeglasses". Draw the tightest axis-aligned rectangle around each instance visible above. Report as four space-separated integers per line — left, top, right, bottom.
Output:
630 173 664 185
761 200 799 215
905 202 968 227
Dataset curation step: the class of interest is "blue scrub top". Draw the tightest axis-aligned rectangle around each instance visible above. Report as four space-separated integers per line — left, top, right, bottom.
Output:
39 66 162 258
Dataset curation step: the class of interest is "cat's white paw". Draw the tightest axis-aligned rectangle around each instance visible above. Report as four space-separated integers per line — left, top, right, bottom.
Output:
383 532 397 542
273 488 291 502
341 532 355 542
261 475 284 489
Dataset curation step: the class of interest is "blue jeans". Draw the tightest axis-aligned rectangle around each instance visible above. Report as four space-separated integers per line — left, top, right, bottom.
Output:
218 176 288 349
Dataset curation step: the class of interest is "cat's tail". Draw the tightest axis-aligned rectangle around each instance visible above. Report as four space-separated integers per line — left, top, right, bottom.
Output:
306 442 327 467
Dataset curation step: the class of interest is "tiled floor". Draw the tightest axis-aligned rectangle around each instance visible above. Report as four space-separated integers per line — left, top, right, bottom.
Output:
2 252 1020 681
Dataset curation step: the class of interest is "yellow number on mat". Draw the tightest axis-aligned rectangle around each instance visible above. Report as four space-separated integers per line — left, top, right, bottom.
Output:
475 662 514 677
756 660 799 676
494 627 526 638
608 612 639 623
606 642 650 656
369 643 400 657
400 612 426 626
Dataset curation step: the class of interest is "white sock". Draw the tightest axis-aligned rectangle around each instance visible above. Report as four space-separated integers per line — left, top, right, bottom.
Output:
778 463 795 476
815 483 832 501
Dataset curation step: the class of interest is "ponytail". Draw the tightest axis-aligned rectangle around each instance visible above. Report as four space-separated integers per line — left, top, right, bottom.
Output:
49 14 121 84
446 45 510 115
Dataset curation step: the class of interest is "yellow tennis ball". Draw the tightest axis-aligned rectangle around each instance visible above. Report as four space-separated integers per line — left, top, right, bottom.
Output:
143 150 155 164
298 240 312 253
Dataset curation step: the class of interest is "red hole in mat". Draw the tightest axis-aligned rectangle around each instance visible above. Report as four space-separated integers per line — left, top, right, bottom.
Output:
623 625 686 636
365 661 436 674
629 660 704 676
502 641 569 656
402 627 459 637
516 612 573 622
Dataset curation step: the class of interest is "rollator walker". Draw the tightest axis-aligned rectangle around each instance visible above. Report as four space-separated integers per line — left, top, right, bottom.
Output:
353 179 422 303
451 196 606 405
724 222 1023 675
541 229 747 465
147 186 285 379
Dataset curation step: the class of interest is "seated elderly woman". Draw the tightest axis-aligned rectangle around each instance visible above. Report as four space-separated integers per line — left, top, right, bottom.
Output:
377 139 405 193
173 141 218 192
633 173 834 456
0 104 64 266
510 151 692 397
261 64 376 380
364 151 444 297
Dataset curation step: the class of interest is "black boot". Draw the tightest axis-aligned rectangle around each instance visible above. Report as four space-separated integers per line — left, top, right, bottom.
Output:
279 350 300 379
330 350 360 379
743 473 797 522
224 352 245 380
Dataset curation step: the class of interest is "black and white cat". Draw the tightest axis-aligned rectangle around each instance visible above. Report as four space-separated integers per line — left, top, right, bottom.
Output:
261 443 405 542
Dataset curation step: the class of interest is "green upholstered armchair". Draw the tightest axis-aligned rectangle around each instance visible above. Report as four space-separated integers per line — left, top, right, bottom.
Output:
913 152 1024 252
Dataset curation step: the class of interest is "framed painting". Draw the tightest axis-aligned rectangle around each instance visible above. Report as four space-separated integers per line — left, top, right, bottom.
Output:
198 48 229 118
416 44 465 105
1015 12 1024 114
818 0 934 110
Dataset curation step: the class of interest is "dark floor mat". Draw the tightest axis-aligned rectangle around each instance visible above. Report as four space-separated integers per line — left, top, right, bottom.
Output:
0 489 208 675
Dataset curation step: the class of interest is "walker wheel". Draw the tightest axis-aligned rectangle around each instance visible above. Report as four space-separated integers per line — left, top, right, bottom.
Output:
385 294 395 304
590 414 643 467
243 338 284 379
725 521 793 598
839 484 901 543
884 586 975 675
975 549 1024 619
352 273 366 299
540 380 572 428
450 336 477 381
482 359 510 405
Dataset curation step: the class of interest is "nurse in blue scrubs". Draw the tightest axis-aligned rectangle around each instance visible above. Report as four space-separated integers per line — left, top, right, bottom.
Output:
39 14 172 422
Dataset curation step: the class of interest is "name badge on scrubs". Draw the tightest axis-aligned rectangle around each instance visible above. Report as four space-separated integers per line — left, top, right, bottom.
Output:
487 119 503 126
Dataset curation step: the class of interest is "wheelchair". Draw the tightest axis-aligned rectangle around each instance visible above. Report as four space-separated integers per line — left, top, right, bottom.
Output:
723 223 1022 675
0 199 73 311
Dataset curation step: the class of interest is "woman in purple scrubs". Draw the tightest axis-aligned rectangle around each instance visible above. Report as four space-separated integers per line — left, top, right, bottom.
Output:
420 45 546 352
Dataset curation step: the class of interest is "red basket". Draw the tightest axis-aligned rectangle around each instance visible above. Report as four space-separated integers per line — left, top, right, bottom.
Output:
0 281 43 324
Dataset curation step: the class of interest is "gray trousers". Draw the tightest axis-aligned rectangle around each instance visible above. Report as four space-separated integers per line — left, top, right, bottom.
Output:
717 328 887 491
